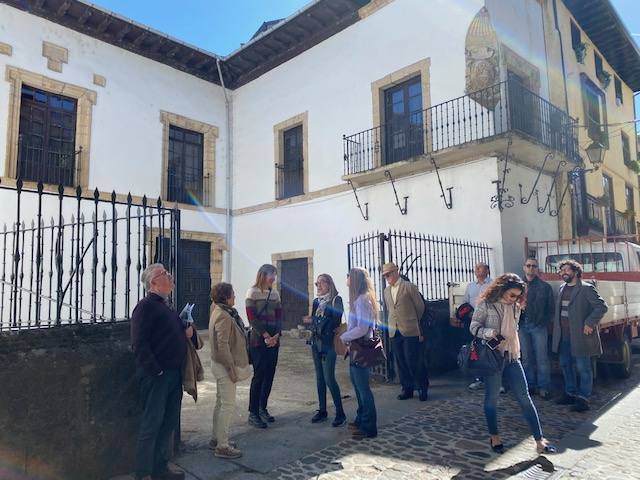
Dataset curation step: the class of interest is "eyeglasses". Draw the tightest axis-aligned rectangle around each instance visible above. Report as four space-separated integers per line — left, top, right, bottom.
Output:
524 264 538 268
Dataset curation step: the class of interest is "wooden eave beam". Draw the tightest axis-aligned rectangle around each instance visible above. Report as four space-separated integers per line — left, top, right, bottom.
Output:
56 0 72 17
132 31 149 48
149 38 166 54
95 15 112 34
77 9 92 25
165 44 181 58
115 24 131 42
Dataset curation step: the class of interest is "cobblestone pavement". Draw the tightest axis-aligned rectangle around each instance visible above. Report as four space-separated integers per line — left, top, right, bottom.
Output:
271 354 640 480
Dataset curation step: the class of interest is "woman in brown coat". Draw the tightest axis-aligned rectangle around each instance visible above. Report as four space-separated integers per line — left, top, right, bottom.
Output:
209 282 250 459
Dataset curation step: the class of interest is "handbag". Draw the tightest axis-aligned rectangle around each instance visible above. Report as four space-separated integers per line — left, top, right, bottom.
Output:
457 325 505 376
349 328 386 368
333 323 348 357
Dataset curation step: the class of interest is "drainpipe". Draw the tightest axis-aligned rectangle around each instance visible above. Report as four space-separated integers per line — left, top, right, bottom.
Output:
552 0 570 113
216 58 233 282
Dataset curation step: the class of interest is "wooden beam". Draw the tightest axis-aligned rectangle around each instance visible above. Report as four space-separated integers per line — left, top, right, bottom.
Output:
148 38 166 54
194 57 212 69
166 44 181 58
181 50 196 65
132 31 149 48
56 0 72 17
77 9 92 25
115 24 131 42
95 15 112 34
305 12 326 29
33 0 46 10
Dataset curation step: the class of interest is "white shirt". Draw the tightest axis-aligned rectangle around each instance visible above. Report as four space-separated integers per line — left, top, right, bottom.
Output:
463 277 492 308
390 278 402 304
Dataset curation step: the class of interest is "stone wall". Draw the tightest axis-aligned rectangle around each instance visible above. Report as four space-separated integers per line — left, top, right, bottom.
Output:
0 323 139 480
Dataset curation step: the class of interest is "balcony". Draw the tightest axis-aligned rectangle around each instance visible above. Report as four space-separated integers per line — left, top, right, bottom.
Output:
614 210 636 236
343 79 580 183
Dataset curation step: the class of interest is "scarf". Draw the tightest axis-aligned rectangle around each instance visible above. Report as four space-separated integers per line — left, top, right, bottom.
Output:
498 303 520 361
218 303 246 333
315 293 333 317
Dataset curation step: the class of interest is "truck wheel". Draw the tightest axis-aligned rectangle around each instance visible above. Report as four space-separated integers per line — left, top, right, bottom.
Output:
611 335 633 379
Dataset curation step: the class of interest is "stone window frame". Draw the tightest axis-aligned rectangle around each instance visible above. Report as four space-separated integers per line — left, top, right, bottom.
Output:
160 111 218 210
370 58 431 169
500 45 541 94
271 249 314 317
148 228 226 316
273 112 309 200
4 65 96 189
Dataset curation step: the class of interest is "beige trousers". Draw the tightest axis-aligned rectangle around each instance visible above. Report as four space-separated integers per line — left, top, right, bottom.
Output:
211 362 237 448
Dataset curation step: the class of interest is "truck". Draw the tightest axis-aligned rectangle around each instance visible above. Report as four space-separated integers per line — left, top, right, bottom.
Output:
449 234 640 378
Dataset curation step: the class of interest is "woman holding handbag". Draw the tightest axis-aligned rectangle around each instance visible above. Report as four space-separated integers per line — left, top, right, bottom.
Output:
209 282 252 459
470 273 556 455
340 267 379 440
303 274 346 427
246 264 282 428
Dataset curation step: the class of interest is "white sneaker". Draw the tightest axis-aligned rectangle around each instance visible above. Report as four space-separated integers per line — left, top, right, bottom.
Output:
468 380 484 390
499 386 506 394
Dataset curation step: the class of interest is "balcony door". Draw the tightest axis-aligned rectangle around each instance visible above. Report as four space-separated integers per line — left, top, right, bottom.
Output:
383 77 423 165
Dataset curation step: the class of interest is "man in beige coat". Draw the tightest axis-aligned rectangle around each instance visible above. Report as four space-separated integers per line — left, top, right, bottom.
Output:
382 262 428 401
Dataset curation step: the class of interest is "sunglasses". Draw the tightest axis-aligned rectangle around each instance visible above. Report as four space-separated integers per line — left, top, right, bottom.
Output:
524 264 538 268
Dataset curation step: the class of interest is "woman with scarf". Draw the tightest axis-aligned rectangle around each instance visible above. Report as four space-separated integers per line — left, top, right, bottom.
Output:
470 273 556 455
303 274 346 426
209 282 251 459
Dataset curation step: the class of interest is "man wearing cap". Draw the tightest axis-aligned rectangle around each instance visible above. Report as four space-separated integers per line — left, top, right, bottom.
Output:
382 262 428 401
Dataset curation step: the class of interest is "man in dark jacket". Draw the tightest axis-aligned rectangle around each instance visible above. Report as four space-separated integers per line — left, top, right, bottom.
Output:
131 263 192 480
552 260 608 412
519 258 555 399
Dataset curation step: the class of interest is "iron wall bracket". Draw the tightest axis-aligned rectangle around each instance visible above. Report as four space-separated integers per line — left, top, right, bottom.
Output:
384 170 408 215
347 180 369 221
429 155 453 209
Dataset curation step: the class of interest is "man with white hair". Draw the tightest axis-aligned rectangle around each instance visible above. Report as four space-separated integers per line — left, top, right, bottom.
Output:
130 263 192 480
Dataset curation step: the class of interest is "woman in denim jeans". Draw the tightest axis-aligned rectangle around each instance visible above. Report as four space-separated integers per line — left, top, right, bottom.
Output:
340 267 379 440
470 273 556 455
303 274 346 426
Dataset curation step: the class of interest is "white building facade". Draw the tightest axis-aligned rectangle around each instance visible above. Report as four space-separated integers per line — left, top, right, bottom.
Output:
1 0 638 329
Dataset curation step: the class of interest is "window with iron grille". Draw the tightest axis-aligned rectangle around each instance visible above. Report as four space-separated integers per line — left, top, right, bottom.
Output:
570 20 581 50
167 125 204 205
581 74 608 147
625 185 634 212
18 84 77 186
277 125 304 199
594 52 604 81
622 132 631 166
614 76 623 105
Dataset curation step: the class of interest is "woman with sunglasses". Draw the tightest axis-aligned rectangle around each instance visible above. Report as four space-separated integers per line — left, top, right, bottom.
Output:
303 274 346 426
470 273 556 455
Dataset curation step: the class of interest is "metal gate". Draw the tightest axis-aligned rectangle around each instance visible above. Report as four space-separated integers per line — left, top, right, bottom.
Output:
347 230 491 379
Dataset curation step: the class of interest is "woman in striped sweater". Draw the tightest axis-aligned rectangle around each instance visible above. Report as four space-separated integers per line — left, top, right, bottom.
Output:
245 264 282 429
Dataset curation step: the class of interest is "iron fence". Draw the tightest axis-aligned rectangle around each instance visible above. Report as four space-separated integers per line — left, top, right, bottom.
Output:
0 179 180 331
347 230 491 379
343 79 580 175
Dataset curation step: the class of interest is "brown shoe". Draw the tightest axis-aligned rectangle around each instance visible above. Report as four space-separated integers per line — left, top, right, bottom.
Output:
214 445 243 459
348 421 360 430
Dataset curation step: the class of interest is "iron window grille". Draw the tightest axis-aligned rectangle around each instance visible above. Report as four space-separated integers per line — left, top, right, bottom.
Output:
167 125 204 206
276 125 304 200
18 85 78 186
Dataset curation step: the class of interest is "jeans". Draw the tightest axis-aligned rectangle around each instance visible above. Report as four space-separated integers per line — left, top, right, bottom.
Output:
392 332 429 393
211 364 237 448
312 348 344 415
349 364 377 435
558 336 593 399
484 360 543 441
518 323 551 391
134 368 183 479
249 345 279 414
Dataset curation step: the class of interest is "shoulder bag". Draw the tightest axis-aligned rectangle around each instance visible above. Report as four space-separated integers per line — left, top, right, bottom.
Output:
457 322 505 377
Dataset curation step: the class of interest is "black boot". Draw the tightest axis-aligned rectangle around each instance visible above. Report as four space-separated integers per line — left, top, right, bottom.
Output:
248 412 267 429
259 407 275 423
332 412 346 427
311 410 328 423
419 389 428 402
555 393 576 405
571 397 590 412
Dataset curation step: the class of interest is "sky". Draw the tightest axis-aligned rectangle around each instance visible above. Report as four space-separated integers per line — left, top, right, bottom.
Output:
92 0 639 128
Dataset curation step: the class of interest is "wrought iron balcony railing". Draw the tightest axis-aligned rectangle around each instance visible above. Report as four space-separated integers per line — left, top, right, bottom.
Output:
614 210 636 235
343 79 580 176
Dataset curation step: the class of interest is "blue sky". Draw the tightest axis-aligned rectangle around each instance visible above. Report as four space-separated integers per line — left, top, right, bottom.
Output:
92 0 639 128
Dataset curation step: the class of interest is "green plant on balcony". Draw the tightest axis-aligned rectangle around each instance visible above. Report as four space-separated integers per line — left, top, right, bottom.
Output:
627 159 640 173
598 70 612 89
574 42 587 64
